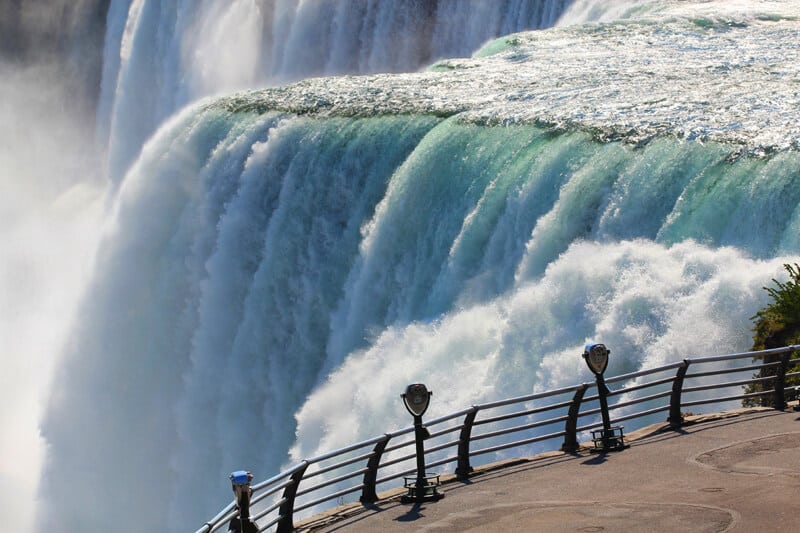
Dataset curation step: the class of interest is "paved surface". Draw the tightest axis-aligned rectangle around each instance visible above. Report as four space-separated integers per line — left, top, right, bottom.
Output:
296 408 800 532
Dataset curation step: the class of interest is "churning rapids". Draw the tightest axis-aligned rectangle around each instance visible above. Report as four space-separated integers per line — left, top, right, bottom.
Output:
15 1 800 532
226 2 800 152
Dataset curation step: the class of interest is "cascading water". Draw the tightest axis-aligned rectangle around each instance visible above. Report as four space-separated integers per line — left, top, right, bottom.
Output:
100 0 574 182
8 1 800 533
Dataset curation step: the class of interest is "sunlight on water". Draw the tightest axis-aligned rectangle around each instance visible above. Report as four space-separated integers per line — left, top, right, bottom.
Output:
22 2 800 532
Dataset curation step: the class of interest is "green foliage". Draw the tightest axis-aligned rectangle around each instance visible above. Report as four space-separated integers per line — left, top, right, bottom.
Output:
744 264 800 407
751 263 800 349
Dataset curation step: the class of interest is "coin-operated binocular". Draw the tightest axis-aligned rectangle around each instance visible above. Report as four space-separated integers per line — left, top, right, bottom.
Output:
400 383 443 503
582 343 628 452
227 470 258 533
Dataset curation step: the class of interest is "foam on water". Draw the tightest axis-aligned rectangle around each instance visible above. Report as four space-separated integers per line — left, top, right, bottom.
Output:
31 1 800 532
220 1 800 152
292 240 785 459
100 0 574 181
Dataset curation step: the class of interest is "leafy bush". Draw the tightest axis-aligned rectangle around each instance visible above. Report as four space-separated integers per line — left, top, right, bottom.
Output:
744 263 800 407
752 263 800 349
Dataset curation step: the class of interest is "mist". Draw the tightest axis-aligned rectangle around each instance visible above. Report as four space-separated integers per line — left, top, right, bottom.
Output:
0 1 109 528
9 1 798 532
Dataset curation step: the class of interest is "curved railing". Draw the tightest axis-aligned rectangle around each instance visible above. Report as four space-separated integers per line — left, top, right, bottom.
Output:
195 344 800 533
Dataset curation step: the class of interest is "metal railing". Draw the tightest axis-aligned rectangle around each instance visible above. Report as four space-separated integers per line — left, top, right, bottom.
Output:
195 344 800 533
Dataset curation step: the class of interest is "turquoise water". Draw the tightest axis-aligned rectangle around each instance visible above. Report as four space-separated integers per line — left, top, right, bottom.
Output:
31 1 800 532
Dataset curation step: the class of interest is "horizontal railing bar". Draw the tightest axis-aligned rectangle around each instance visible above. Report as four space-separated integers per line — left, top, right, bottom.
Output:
304 435 396 466
585 387 670 404
422 407 482 428
739 390 775 398
194 504 238 533
583 394 681 418
686 361 778 379
251 462 306 492
607 404 671 425
196 501 237 533
296 468 369 498
425 454 459 471
302 450 375 480
577 405 603 419
250 478 293 507
470 430 566 457
689 353 760 364
583 389 670 406
576 417 610 432
258 515 281 533
293 483 365 513
681 392 760 407
604 390 672 410
251 497 285 522
378 450 418 470
380 433 458 465
475 383 594 411
375 466 418 486
427 423 466 440
382 437 416 455
424 438 462 455
475 399 573 426
683 377 768 394
574 403 671 432
582 392 601 403
610 375 675 396
604 361 686 385
472 415 569 442
688 345 799 365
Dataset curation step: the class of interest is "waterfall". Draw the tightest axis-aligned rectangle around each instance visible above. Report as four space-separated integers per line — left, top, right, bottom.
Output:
3 1 798 532
2 3 577 529
99 0 574 181
39 113 799 530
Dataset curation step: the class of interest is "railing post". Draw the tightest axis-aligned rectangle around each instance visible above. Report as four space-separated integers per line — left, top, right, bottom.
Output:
773 349 791 410
360 435 391 504
668 359 690 428
561 384 589 453
277 462 309 533
455 407 479 479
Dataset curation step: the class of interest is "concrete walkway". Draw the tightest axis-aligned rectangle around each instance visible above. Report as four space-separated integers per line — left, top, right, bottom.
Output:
296 408 800 532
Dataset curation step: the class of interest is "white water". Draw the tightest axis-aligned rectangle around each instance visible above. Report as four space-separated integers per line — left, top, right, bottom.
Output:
101 0 573 181
41 119 800 531
4 3 576 530
3 1 797 532
0 64 105 533
293 240 781 455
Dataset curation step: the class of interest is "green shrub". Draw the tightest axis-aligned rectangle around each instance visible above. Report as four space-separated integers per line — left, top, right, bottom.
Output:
743 263 800 407
752 263 800 349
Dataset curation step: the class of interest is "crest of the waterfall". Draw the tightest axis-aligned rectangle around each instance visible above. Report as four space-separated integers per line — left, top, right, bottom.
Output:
99 0 576 182
556 0 657 26
101 0 267 181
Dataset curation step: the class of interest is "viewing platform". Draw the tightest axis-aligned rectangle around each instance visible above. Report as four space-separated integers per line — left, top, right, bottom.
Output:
296 407 800 532
198 346 800 533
